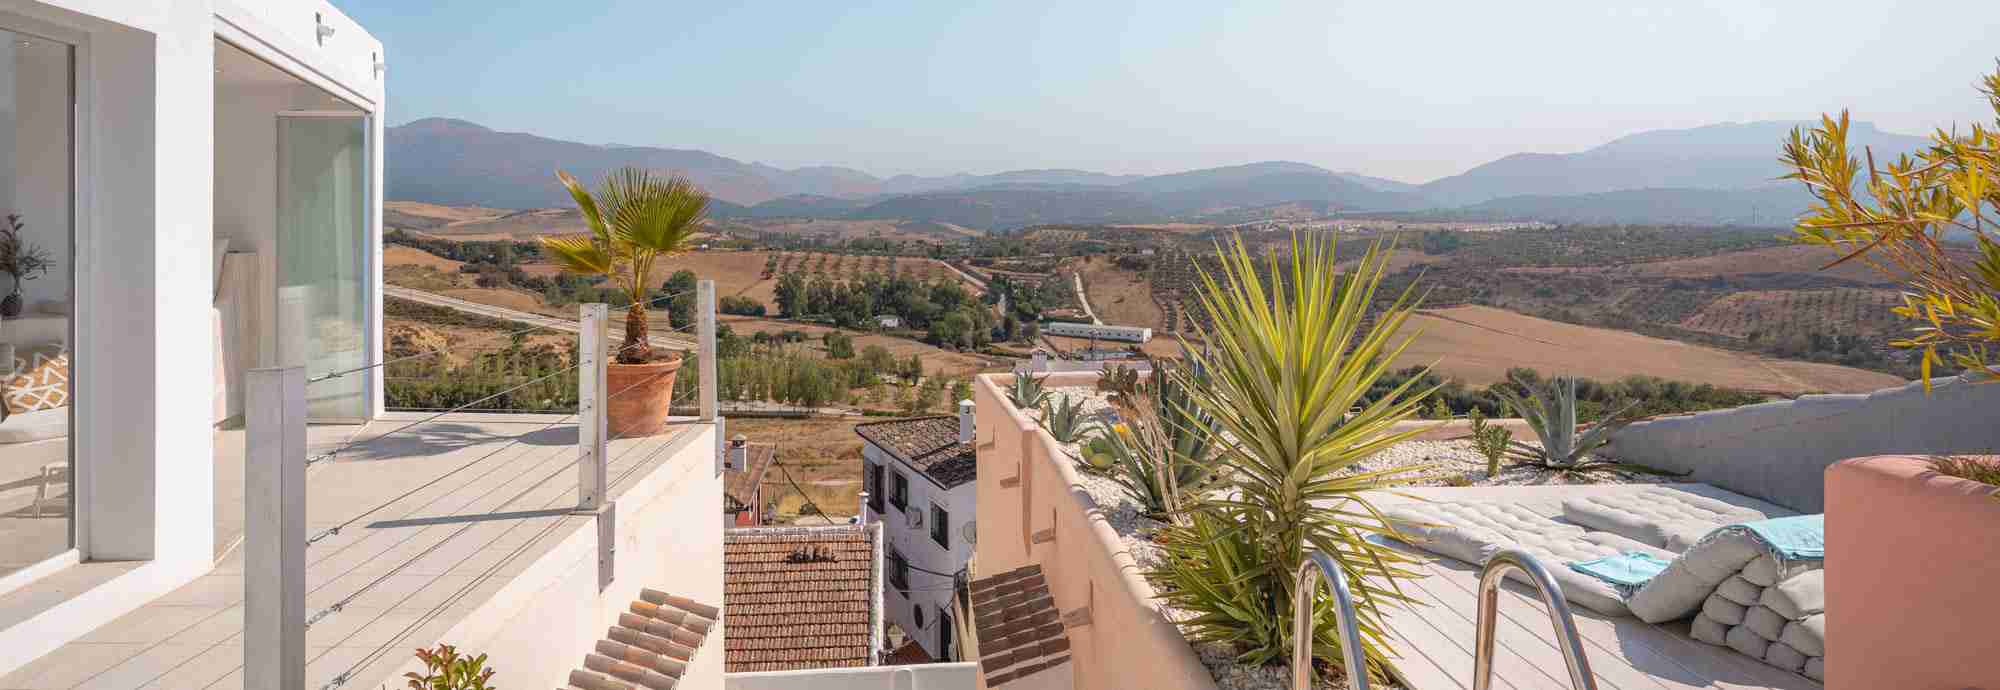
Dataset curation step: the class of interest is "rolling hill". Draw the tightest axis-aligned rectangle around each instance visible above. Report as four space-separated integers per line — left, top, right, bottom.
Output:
387 116 1934 229
1416 120 1929 207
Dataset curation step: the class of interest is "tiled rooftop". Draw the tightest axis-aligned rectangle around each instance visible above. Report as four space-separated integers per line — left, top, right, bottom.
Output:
723 443 775 515
722 525 878 672
562 589 718 690
854 416 976 489
968 564 1070 687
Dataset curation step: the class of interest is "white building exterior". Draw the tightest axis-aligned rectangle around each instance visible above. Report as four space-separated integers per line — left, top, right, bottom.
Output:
855 403 977 661
1042 321 1151 343
0 0 387 669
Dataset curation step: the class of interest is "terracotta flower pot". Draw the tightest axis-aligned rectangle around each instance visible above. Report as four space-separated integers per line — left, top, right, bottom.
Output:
606 354 684 438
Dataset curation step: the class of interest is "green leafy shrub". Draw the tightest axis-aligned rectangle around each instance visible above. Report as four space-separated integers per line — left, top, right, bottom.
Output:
404 644 495 690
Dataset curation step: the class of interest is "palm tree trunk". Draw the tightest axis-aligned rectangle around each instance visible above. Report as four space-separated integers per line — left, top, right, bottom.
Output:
622 302 651 364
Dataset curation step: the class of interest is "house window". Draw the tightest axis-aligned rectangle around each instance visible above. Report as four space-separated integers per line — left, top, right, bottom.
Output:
931 503 950 549
888 546 910 592
865 461 884 514
913 603 926 631
891 471 909 511
0 26 77 578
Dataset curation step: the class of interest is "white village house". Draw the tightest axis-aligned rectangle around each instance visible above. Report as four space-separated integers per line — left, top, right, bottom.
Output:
855 402 978 662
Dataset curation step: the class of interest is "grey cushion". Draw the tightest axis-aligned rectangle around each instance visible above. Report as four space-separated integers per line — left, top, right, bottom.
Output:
1744 605 1789 642
1764 641 1808 673
1804 656 1824 682
1690 614 1730 646
1715 575 1762 606
1760 569 1824 619
1725 624 1771 659
1703 595 1748 626
1383 501 1671 617
1562 488 1771 551
1781 615 1825 656
1627 527 1771 623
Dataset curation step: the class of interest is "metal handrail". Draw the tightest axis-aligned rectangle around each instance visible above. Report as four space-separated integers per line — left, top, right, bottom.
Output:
1292 551 1372 690
1474 549 1599 690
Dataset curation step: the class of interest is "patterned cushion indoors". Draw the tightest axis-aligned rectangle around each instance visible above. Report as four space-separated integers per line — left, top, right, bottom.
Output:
5 346 70 415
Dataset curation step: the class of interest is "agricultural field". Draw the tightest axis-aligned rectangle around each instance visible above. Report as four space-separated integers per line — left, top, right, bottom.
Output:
1679 288 1905 340
718 315 1000 380
1395 305 1904 395
729 417 866 522
1071 256 1163 330
724 218 981 243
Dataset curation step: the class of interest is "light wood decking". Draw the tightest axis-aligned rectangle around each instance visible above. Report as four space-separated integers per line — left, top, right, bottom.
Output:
1358 485 1822 690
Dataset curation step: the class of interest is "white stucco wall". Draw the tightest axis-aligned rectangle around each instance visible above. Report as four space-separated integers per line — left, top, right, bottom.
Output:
406 425 726 690
860 442 975 660
0 0 387 662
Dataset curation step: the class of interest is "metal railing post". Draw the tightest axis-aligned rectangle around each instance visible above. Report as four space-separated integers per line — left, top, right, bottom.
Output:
1474 549 1598 690
578 303 608 511
697 279 718 421
1293 551 1370 690
246 366 306 690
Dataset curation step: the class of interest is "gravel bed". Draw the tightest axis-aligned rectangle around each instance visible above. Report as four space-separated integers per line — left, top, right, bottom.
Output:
1032 385 1656 690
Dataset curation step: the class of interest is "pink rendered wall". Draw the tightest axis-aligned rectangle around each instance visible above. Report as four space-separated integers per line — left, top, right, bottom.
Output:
1825 455 2000 690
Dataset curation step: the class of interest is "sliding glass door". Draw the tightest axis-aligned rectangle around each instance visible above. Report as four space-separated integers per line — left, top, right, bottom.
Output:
0 26 75 577
276 112 368 421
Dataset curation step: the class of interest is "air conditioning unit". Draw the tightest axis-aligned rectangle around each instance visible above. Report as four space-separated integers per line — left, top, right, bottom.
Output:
906 510 925 529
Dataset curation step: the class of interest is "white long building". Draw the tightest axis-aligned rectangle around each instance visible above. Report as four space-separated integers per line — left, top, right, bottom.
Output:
1042 321 1152 343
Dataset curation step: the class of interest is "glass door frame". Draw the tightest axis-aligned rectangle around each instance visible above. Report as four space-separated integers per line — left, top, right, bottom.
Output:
274 109 374 424
0 8 87 591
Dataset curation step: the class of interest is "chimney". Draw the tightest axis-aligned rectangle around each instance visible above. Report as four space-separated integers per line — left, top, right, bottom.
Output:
727 434 748 472
958 400 975 445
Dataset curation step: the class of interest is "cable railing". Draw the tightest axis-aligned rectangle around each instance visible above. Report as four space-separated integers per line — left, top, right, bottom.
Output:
227 280 723 690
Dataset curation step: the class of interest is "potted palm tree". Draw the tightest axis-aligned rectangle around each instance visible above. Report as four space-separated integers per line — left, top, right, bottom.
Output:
539 167 708 437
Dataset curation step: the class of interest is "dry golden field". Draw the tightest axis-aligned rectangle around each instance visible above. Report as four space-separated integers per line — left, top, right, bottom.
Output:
728 417 867 521
1396 305 1904 394
1072 257 1164 330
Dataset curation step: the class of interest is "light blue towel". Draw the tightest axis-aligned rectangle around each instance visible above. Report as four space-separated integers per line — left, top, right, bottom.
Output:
1739 514 1825 559
1568 551 1672 588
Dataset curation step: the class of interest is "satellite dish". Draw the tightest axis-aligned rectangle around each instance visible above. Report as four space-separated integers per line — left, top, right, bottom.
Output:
962 521 977 546
907 510 925 528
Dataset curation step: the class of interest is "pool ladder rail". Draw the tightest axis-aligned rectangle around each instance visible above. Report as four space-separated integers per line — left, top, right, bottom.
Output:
1291 548 1599 690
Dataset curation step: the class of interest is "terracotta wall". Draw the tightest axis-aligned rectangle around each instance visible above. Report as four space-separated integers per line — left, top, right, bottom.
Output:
972 373 1215 690
1824 455 2000 690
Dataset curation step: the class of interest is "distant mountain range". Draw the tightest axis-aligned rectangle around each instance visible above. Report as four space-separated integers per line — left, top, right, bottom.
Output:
386 117 1932 229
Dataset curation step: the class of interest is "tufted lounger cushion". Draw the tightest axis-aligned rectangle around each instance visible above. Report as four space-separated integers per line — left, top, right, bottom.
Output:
1561 488 1774 551
1383 501 1674 617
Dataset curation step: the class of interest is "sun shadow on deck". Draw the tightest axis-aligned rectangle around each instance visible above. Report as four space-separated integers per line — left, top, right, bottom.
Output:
365 507 574 529
329 421 578 463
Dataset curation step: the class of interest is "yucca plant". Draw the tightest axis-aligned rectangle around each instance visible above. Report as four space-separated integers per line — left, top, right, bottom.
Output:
1006 371 1050 409
539 167 708 364
1153 232 1438 684
1489 374 1676 476
1041 394 1093 444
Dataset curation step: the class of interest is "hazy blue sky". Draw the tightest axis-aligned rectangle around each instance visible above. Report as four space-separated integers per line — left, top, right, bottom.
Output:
335 0 2000 182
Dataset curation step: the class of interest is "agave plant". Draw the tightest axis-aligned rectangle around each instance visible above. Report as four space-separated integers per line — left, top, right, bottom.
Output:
1153 232 1437 683
1489 374 1677 476
538 167 708 364
1084 402 1216 518
1006 371 1050 410
1041 394 1093 444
